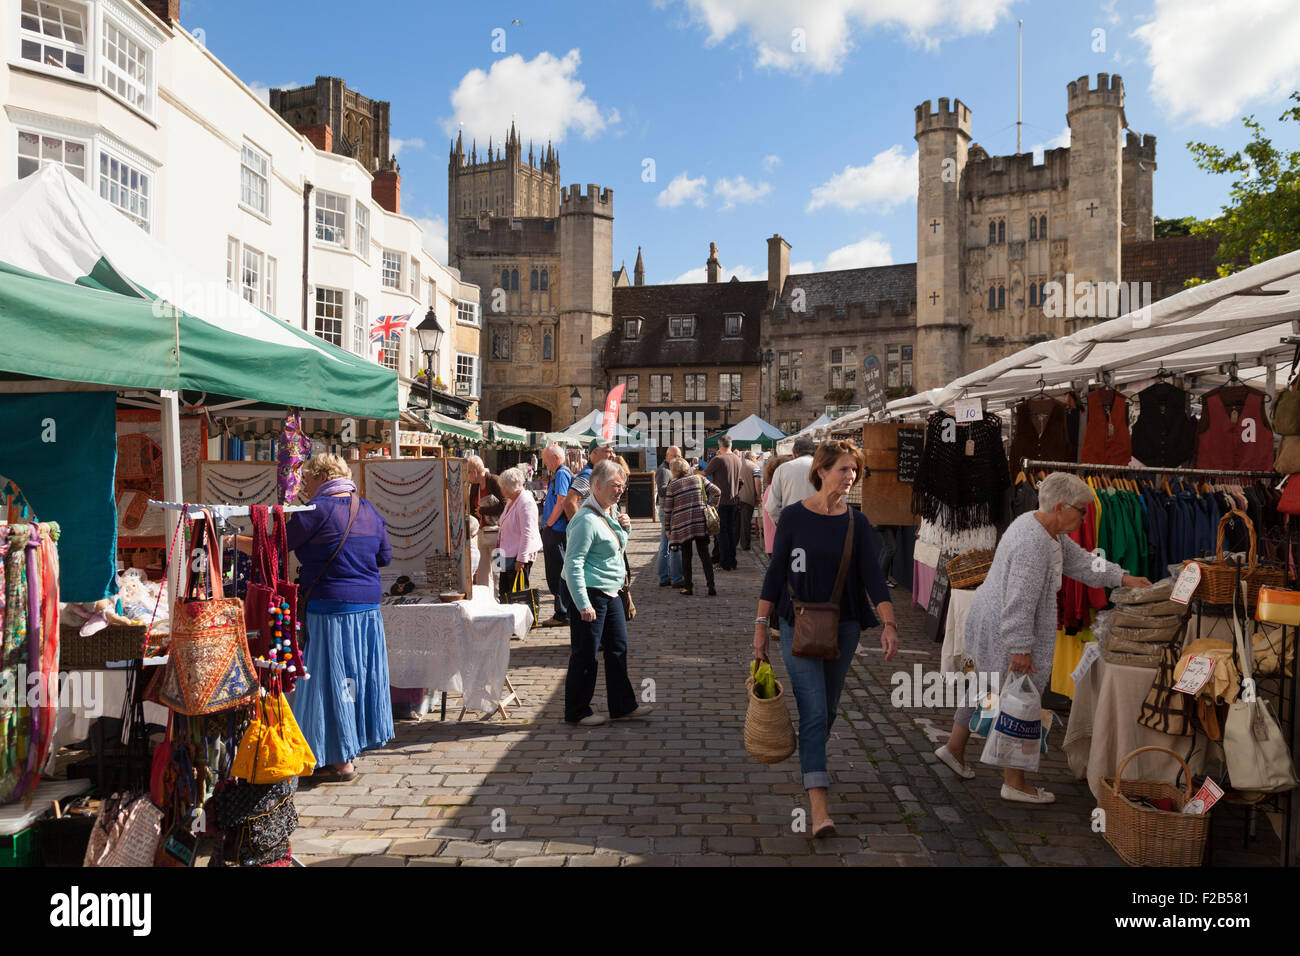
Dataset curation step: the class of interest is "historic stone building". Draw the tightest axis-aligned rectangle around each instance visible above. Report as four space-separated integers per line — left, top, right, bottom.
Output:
269 77 391 175
446 125 611 432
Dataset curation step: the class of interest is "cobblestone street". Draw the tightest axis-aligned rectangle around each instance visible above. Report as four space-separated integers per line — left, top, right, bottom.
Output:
291 518 1133 867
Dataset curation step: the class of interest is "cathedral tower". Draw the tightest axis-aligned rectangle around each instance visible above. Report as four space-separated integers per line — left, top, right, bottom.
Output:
558 184 614 412
1065 74 1125 333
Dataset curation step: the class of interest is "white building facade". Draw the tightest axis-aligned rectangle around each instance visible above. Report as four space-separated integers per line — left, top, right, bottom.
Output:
1 0 479 416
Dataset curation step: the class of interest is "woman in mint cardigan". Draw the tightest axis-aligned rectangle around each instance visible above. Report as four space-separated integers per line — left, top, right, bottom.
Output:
562 460 655 726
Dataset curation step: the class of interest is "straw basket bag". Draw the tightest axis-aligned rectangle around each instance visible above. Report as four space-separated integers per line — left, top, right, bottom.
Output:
1189 509 1285 606
947 549 995 590
1098 745 1211 867
744 676 796 764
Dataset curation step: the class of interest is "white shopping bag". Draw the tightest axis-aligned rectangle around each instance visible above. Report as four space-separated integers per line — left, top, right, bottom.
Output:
979 672 1043 772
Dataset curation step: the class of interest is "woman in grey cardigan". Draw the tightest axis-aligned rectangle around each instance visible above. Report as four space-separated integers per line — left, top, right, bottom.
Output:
934 472 1150 803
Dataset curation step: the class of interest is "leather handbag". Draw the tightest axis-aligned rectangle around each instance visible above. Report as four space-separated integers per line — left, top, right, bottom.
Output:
231 679 316 784
1275 435 1300 474
697 477 720 536
1224 584 1299 792
158 514 258 716
1274 381 1300 436
505 568 542 627
245 507 305 690
788 511 855 660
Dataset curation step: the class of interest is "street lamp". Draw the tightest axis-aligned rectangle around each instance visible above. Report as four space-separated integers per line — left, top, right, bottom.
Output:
570 386 581 424
762 348 775 421
413 307 445 410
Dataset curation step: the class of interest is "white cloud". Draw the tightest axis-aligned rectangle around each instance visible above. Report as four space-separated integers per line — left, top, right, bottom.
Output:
789 260 816 274
248 81 299 105
442 49 617 143
762 154 781 172
390 137 426 156
657 172 710 208
1133 0 1300 126
669 263 766 284
806 145 917 213
1100 0 1121 25
822 233 893 270
714 175 772 210
415 216 448 265
672 0 1015 73
1030 125 1071 164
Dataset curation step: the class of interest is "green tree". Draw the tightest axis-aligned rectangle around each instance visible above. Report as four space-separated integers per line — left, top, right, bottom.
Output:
1186 91 1300 281
1153 215 1198 238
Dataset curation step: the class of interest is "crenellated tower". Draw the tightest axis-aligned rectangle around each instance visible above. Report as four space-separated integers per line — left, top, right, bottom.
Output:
558 184 614 411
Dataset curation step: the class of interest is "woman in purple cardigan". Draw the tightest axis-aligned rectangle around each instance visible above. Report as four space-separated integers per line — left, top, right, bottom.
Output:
288 453 394 783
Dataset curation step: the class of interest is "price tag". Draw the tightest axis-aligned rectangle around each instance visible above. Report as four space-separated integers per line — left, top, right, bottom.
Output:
955 397 984 423
1182 777 1224 815
1071 641 1102 683
1170 562 1201 605
1173 655 1214 695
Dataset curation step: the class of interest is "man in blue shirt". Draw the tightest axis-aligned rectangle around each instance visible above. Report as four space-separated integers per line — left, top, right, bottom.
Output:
540 444 573 627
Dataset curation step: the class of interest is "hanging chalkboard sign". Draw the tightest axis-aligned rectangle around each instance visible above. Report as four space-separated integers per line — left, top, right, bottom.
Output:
896 429 924 484
924 551 956 644
861 355 886 415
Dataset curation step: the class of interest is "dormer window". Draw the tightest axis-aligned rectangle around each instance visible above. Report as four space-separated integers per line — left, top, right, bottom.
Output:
668 315 695 338
624 317 642 340
724 313 743 337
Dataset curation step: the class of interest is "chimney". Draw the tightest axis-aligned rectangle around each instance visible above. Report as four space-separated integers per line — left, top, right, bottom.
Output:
706 241 720 284
372 159 401 215
767 234 790 309
140 0 179 23
297 124 333 154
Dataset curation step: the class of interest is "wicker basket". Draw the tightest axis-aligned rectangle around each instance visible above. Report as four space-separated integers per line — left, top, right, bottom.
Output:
1191 509 1285 606
744 677 796 764
947 549 995 590
59 622 149 670
1099 745 1210 867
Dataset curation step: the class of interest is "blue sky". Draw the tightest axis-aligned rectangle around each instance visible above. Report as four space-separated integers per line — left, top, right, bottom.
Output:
184 0 1300 284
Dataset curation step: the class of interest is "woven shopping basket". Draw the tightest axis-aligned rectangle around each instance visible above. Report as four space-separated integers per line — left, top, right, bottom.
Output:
1098 745 1210 867
59 622 149 670
744 676 796 764
947 549 995 590
1190 509 1284 606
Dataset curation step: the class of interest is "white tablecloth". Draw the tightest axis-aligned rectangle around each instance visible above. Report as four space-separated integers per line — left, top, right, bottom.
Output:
940 587 977 676
1063 655 1205 799
382 585 531 712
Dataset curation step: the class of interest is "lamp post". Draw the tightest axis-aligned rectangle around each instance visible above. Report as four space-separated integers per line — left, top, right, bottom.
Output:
570 386 581 424
413 307 445 412
762 348 775 422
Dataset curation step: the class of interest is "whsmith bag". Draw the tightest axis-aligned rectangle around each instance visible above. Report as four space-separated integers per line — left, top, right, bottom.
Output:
158 514 258 716
979 671 1043 772
788 511 854 660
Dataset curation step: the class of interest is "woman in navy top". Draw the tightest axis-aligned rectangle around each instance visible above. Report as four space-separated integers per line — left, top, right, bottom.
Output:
753 440 900 838
289 453 394 783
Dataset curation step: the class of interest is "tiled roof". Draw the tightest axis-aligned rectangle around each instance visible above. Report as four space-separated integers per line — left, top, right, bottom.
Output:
1121 236 1222 286
607 280 768 368
771 264 916 322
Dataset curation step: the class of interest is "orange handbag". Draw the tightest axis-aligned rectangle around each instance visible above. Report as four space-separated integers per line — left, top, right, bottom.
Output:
232 680 316 784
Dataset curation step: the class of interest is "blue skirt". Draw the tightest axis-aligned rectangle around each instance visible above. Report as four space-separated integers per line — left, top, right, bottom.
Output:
296 601 394 767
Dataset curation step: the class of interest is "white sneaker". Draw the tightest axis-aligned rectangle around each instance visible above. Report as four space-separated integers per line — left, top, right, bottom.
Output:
1000 783 1055 804
934 745 976 780
614 704 655 720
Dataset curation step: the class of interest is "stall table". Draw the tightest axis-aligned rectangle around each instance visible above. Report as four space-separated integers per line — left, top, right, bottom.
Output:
940 587 977 676
382 585 531 719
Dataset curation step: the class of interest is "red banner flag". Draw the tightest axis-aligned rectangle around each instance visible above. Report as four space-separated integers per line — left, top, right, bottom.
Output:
602 384 625 441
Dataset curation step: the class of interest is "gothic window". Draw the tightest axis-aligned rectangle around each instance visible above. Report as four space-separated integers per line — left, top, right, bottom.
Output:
988 221 996 245
1039 215 1047 239
540 268 549 291
543 328 553 361
997 220 1005 244
530 268 539 291
510 269 519 291
1029 217 1038 240
1029 283 1038 307
1040 281 1047 304
491 327 510 360
988 286 997 310
500 268 509 290
998 285 1005 310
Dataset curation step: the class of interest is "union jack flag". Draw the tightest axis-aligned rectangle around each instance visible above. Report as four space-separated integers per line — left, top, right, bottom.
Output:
370 311 411 343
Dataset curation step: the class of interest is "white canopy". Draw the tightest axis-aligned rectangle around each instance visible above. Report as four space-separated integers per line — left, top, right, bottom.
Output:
714 413 785 443
775 413 833 454
831 248 1300 429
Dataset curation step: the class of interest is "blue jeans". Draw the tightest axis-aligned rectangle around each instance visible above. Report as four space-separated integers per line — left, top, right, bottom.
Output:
656 525 683 584
564 590 638 722
778 618 861 789
717 504 738 570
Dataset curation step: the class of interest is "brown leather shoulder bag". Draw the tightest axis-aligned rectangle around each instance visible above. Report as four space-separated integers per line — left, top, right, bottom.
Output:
788 511 855 660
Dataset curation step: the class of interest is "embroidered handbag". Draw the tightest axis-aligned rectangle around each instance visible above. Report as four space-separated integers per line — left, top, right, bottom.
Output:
158 514 258 716
505 568 542 627
213 778 298 866
697 477 720 536
231 680 316 784
244 507 305 689
83 792 164 868
788 511 855 660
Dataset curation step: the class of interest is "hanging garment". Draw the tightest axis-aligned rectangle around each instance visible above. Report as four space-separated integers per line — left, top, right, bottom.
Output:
1196 387 1276 472
1079 389 1133 465
1130 383 1196 467
1059 499 1107 629
912 411 1010 533
1007 397 1076 478
276 411 312 507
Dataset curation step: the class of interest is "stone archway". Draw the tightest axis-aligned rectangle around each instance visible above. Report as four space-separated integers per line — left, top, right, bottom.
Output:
497 401 552 432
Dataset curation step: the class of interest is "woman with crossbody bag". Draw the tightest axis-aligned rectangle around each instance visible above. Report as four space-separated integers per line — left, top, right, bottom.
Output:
753 440 899 837
286 453 395 784
664 457 721 596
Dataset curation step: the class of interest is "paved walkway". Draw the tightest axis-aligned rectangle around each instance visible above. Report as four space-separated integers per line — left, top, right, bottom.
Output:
293 519 1272 867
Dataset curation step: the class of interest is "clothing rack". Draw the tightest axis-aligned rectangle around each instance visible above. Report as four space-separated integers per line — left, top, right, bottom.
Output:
147 500 316 520
1020 459 1276 480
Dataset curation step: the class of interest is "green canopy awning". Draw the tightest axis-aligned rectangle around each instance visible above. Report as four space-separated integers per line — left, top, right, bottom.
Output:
486 422 528 446
428 412 482 443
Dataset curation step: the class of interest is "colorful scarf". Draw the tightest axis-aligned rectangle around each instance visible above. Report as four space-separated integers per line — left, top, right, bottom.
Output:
316 478 357 498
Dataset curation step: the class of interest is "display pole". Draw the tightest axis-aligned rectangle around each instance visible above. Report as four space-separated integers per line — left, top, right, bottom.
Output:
159 387 184 623
391 418 401 459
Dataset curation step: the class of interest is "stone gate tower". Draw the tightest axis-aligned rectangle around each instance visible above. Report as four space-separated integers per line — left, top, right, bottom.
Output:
558 185 614 415
913 97 972 390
